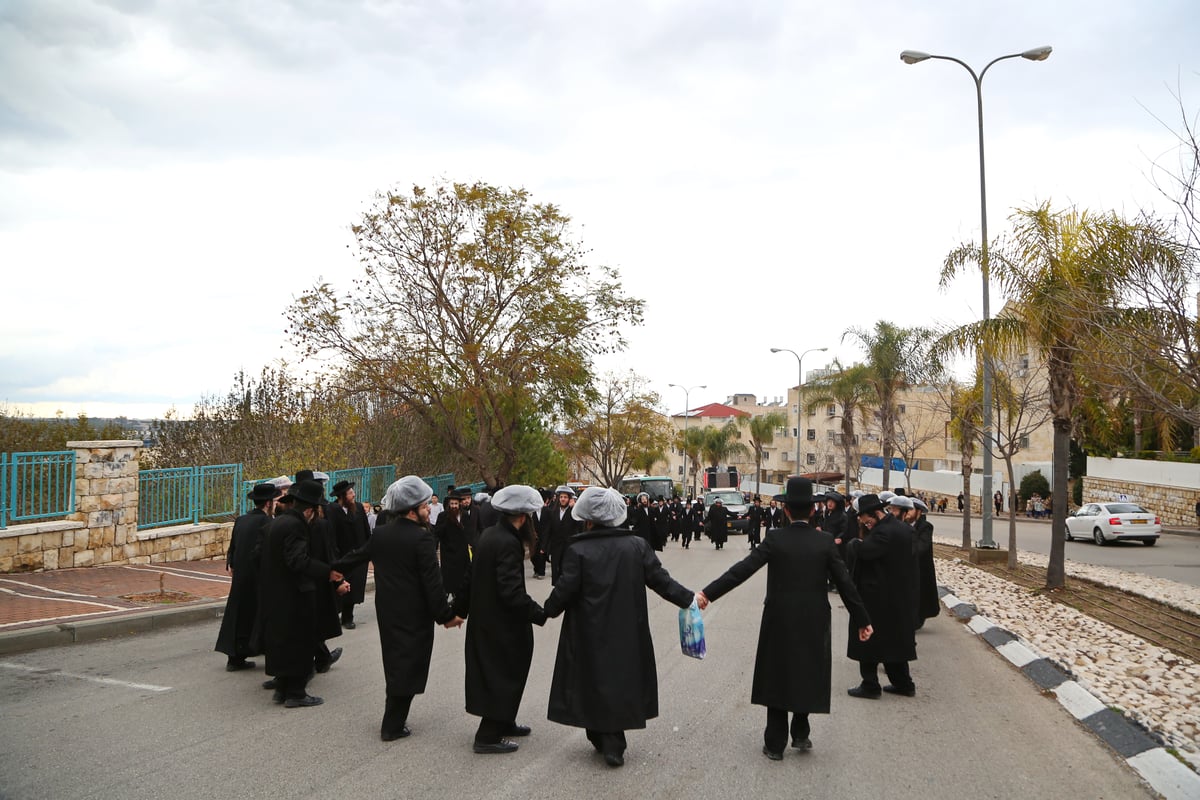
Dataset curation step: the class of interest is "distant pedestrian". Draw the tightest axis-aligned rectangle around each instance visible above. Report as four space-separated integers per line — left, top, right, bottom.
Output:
705 500 729 549
956 492 964 512
538 486 581 584
1195 499 1200 530
993 490 1003 516
329 480 371 629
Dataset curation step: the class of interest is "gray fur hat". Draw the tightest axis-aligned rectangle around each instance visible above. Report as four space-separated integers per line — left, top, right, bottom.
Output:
573 486 628 527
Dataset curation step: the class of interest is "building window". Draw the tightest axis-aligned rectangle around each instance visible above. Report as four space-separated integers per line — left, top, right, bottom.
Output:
763 452 770 461
825 455 836 468
827 430 836 441
805 453 816 465
827 404 837 416
1019 435 1030 449
898 404 906 414
792 427 798 439
806 429 816 441
678 465 684 475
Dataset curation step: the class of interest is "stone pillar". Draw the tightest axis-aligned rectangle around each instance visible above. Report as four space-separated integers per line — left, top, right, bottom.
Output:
67 440 142 568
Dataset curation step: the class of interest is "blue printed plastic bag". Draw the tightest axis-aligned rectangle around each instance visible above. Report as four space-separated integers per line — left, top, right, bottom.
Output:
678 601 706 660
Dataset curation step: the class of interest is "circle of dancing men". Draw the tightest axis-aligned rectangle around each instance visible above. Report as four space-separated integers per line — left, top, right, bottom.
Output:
216 473 940 765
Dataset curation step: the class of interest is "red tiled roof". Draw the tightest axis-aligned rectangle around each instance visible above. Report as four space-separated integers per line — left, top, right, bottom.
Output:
684 402 751 419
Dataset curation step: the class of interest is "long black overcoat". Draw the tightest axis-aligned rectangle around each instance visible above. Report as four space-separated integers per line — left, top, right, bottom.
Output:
215 508 272 658
333 516 455 696
702 522 870 713
543 528 693 731
913 514 940 621
454 520 546 721
433 512 470 597
538 505 581 584
629 504 658 550
261 509 330 678
309 511 343 642
846 514 917 663
705 505 729 544
329 502 371 605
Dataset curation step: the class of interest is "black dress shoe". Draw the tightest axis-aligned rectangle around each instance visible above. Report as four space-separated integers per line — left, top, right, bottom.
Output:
272 690 285 705
882 684 916 697
261 678 277 690
473 740 519 754
506 723 531 737
381 726 412 741
791 737 813 751
283 694 324 708
316 647 344 674
603 752 624 767
761 745 783 761
226 659 255 671
847 685 882 699
342 620 357 629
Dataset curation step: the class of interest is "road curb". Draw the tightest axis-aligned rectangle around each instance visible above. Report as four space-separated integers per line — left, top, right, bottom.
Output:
938 585 1200 799
0 601 227 656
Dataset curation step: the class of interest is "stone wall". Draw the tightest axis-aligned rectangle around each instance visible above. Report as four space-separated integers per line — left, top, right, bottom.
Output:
0 441 232 573
1082 476 1200 529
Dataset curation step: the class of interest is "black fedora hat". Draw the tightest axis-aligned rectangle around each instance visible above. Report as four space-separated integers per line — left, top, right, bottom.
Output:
856 493 886 515
287 479 326 508
331 480 355 498
247 482 282 502
773 477 816 505
295 469 316 483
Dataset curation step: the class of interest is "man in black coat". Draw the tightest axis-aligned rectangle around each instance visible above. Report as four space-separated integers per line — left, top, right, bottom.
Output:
260 480 345 708
745 497 764 550
538 486 580 584
543 487 698 768
699 478 872 760
458 490 481 549
333 475 463 740
906 498 940 629
215 482 280 671
846 494 918 699
329 480 371 629
705 500 729 549
433 494 470 598
453 485 547 754
628 492 658 551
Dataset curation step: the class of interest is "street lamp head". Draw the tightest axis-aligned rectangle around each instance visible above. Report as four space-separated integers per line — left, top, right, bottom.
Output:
817 347 829 352
900 50 931 65
1021 45 1052 61
769 348 782 353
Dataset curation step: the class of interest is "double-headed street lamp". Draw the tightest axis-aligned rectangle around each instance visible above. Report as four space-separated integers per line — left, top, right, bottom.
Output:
668 383 706 499
900 45 1051 549
770 347 827 477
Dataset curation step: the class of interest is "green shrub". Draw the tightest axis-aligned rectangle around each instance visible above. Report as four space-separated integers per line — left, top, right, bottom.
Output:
1019 469 1050 503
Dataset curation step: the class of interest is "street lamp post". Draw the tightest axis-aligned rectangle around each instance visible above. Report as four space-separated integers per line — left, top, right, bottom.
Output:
668 383 706 500
900 45 1051 549
770 347 828 478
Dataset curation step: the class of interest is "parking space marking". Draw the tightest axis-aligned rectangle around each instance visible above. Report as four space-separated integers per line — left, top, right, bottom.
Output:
0 578 100 599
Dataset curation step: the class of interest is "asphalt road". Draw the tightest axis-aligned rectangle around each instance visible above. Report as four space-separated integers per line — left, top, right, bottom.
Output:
0 542 1155 800
928 513 1200 586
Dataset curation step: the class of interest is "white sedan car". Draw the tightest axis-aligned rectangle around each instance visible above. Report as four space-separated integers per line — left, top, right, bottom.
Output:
1065 502 1160 546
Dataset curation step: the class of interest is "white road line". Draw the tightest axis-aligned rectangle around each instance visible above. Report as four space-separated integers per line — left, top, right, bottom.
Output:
0 578 100 599
0 586 125 610
123 565 230 584
0 610 121 629
0 661 172 692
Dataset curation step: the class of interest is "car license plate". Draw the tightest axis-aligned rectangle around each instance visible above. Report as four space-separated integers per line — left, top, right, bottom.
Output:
1130 519 1146 525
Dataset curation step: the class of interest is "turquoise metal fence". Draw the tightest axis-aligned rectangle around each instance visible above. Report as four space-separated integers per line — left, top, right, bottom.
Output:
423 473 456 499
138 463 243 531
0 451 76 529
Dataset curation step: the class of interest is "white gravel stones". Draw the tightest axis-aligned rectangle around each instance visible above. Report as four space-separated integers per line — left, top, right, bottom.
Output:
934 552 1200 766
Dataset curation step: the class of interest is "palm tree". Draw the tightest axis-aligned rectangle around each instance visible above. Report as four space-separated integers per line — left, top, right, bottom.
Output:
946 378 983 550
803 361 876 492
938 202 1178 589
743 411 787 496
675 426 706 498
843 321 932 489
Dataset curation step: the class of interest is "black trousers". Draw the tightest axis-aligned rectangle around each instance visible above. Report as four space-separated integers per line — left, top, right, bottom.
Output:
764 707 809 753
475 717 514 744
314 641 331 669
858 660 913 691
531 549 546 577
276 673 311 700
382 694 414 736
585 730 626 756
340 596 358 623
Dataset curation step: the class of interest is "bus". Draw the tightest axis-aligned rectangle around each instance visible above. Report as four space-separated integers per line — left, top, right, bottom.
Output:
618 475 674 501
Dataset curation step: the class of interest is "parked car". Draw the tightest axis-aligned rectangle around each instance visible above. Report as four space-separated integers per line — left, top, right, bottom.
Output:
703 489 749 532
1065 502 1160 546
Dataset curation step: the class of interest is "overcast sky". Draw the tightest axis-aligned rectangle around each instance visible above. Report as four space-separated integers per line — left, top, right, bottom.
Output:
2 0 1198 421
